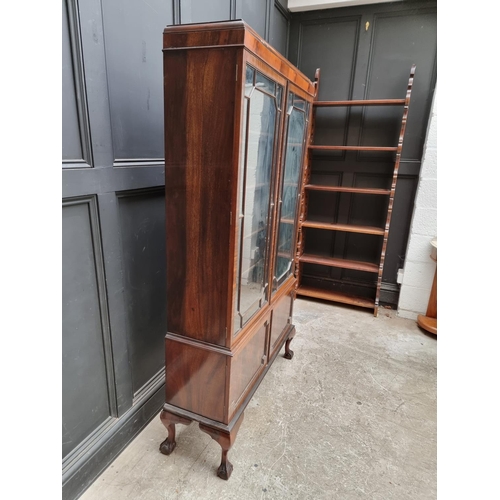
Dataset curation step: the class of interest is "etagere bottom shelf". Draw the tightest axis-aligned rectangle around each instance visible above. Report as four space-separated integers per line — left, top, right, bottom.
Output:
296 285 377 312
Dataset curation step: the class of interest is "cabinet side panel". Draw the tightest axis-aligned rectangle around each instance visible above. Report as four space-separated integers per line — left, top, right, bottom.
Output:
164 48 237 346
165 339 227 422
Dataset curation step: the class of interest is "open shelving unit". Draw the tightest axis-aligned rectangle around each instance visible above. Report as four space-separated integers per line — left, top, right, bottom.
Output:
295 65 416 317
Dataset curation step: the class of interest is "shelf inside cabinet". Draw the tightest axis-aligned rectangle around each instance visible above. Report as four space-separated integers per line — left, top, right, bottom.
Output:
301 220 385 235
305 184 391 195
309 145 398 152
296 286 375 309
314 99 406 107
299 253 379 273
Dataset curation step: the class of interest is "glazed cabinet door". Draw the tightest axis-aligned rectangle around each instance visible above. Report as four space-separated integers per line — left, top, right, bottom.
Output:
233 64 285 335
272 91 310 292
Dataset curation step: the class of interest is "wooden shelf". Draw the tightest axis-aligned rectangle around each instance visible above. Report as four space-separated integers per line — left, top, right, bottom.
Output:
301 220 385 235
314 99 406 107
309 145 398 152
299 253 379 273
305 184 390 195
296 286 375 309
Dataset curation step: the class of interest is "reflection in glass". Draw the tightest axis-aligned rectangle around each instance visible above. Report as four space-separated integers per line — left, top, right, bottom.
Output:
233 97 248 332
245 66 254 96
293 96 306 111
234 65 283 334
273 94 309 290
255 72 276 96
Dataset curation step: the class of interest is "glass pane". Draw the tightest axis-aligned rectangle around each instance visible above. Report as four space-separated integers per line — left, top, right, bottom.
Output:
245 66 254 97
255 72 276 96
274 99 309 288
277 86 283 110
233 98 249 333
235 85 278 331
293 97 306 110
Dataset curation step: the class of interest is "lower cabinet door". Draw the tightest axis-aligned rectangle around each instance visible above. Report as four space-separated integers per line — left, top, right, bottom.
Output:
228 318 270 418
269 289 294 358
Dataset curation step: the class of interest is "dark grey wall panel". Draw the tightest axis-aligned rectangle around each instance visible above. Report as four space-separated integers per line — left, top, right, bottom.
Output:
366 11 437 160
242 0 268 39
118 189 166 396
270 2 289 56
62 0 83 162
297 17 359 148
383 175 418 281
62 198 113 459
62 0 92 167
62 2 289 497
180 0 230 23
75 0 114 169
62 1 169 497
102 0 173 161
62 164 164 199
63 386 164 500
297 17 359 101
175 1 288 58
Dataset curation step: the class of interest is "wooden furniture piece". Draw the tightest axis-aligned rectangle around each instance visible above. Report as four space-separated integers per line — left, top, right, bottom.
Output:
417 239 437 334
295 65 416 317
160 21 316 480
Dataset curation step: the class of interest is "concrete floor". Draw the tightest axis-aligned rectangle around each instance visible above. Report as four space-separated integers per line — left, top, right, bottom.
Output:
81 298 437 500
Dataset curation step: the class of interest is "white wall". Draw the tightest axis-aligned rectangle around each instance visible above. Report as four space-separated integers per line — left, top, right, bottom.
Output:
397 88 437 320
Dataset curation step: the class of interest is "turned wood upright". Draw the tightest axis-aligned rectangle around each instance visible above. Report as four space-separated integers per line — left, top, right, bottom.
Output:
160 21 316 479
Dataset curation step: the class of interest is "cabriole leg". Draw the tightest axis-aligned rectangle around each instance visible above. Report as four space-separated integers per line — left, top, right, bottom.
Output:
284 328 296 360
159 409 192 456
199 412 244 480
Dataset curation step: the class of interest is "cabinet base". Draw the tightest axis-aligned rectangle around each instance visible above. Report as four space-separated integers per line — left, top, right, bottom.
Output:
159 406 244 480
159 323 297 479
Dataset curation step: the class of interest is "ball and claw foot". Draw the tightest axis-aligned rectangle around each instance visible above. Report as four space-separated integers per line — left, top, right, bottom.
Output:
159 409 191 457
217 458 233 480
159 437 176 456
284 337 294 360
199 412 244 481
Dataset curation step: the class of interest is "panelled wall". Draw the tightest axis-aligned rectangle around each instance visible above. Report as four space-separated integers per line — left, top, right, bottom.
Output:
288 0 437 305
62 1 289 499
